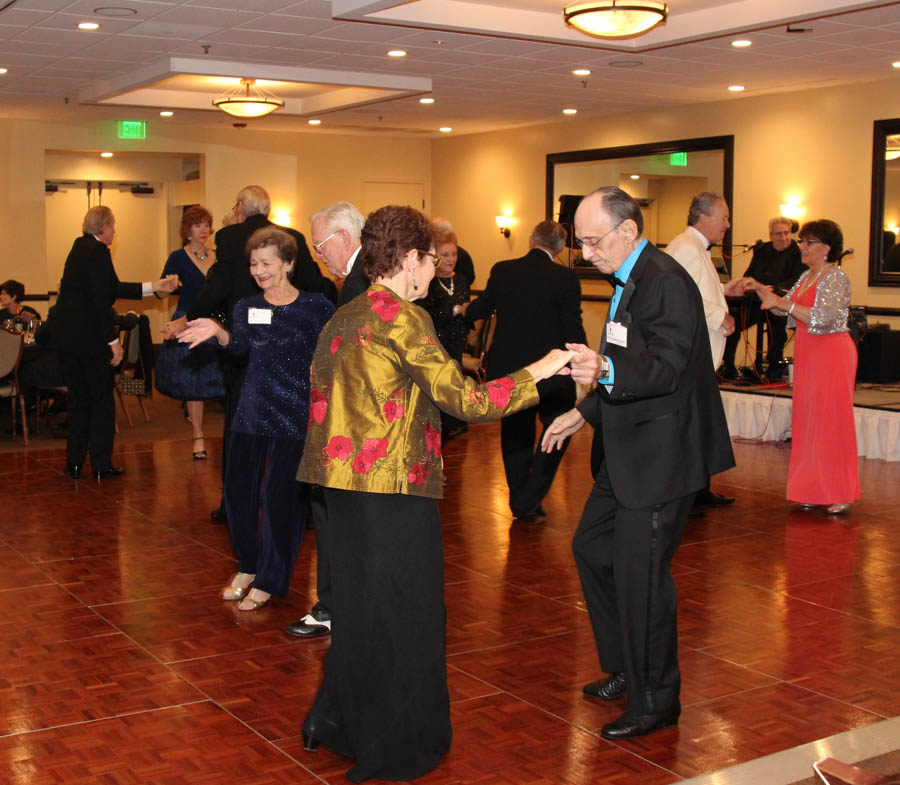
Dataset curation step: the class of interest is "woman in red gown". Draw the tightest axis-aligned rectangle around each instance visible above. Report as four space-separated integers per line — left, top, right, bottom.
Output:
752 219 859 514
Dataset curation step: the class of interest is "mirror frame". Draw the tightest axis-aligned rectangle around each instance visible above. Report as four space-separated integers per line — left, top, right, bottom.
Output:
546 135 734 278
868 117 900 287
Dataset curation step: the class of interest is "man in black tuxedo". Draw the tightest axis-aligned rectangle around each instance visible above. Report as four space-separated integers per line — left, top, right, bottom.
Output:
286 201 370 640
54 205 179 480
172 185 337 521
543 187 734 740
467 220 586 520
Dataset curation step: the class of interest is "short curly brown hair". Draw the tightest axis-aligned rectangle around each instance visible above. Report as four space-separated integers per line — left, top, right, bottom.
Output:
179 205 213 245
361 205 434 280
245 226 297 264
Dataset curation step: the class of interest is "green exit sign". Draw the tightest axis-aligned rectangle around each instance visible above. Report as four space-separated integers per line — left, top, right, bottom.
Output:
669 152 688 166
117 120 146 139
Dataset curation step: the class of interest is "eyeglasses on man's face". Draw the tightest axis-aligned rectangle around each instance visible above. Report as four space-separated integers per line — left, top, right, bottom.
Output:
313 231 337 255
575 221 623 250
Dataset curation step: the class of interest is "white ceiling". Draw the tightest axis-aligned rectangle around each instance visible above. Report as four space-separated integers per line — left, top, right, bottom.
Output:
1 0 899 135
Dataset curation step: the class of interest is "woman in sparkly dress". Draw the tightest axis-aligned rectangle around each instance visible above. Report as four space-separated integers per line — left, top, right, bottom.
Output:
753 219 859 514
179 226 334 609
419 230 471 440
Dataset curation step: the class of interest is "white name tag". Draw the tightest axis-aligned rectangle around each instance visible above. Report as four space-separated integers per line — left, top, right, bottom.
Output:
248 307 272 325
607 321 628 347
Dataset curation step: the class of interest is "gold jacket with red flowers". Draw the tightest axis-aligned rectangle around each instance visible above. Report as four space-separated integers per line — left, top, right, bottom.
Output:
297 285 538 499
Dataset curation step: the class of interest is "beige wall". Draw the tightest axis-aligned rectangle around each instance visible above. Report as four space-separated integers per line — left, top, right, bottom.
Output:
432 77 900 345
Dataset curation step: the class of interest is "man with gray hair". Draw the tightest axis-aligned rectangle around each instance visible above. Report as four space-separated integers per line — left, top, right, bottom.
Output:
665 192 746 511
285 201 369 640
308 201 369 306
466 219 586 522
721 216 805 379
542 187 733 740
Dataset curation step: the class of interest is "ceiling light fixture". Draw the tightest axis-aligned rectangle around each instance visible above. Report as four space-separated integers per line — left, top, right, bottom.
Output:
630 174 640 179
563 1 667 39
893 61 900 68
78 21 102 30
387 50 407 57
728 84 745 92
419 97 435 104
159 110 173 117
731 39 752 47
608 58 644 68
100 152 113 158
572 68 591 76
439 127 452 133
308 119 321 125
563 108 577 115
212 78 284 118
0 68 7 75
93 7 138 16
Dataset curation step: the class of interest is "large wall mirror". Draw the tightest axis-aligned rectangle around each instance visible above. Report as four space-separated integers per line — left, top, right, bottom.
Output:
546 136 734 278
869 118 900 287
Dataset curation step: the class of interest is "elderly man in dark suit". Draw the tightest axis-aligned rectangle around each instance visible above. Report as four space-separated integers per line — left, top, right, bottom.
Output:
285 201 370 640
543 187 734 740
467 220 585 522
170 185 336 522
54 205 179 480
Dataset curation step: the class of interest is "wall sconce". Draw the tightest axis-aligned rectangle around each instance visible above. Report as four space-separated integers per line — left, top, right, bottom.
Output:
779 201 805 220
496 215 514 238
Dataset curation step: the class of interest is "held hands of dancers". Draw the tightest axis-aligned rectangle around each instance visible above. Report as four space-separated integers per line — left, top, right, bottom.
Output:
176 317 229 349
524 347 575 383
162 315 187 340
152 274 181 295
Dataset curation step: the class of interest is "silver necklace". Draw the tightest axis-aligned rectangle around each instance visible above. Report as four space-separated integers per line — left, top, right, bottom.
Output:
436 276 454 296
189 244 208 261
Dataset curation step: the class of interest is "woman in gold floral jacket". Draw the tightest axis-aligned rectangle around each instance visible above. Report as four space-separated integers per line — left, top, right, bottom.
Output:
297 205 572 783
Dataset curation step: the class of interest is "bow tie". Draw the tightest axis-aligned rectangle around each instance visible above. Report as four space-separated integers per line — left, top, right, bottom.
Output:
601 272 628 288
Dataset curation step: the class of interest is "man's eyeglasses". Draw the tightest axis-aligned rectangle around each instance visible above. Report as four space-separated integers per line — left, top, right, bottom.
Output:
313 232 337 255
418 250 440 267
575 221 623 250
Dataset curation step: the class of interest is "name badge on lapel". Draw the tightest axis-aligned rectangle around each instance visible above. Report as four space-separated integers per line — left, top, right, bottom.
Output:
607 321 628 347
248 307 272 325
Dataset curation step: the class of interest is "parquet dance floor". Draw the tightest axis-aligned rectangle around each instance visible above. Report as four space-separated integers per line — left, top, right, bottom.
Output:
1 420 898 784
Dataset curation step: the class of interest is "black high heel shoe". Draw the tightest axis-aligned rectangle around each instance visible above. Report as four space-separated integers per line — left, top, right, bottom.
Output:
302 732 319 752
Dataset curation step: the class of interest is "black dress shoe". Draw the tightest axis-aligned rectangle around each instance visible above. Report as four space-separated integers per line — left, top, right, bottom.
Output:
694 490 735 508
600 707 681 739
582 672 626 701
63 464 81 480
210 506 227 524
302 732 320 752
94 466 125 480
286 608 332 638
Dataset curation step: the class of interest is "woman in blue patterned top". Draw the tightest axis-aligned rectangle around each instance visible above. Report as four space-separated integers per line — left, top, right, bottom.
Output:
179 226 335 610
160 205 217 459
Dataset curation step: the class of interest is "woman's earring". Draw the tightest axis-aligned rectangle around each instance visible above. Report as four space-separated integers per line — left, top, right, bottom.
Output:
411 270 419 289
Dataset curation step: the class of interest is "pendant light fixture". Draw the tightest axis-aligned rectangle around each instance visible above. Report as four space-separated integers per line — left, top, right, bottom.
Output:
563 1 668 39
212 78 284 119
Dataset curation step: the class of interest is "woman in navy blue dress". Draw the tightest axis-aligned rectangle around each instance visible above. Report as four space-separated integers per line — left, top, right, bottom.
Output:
161 206 216 459
178 226 335 611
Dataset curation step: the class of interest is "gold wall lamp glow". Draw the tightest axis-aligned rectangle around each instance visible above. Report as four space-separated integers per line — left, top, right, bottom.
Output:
563 1 668 39
496 215 514 238
212 78 284 118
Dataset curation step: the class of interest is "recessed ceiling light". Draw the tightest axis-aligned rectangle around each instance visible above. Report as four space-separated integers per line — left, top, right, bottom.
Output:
100 151 113 158
78 21 101 30
419 97 435 104
159 110 173 117
893 61 900 68
439 127 452 133
93 6 138 16
609 59 643 68
630 174 640 179
731 39 752 47
432 40 446 45
572 68 591 76
728 84 745 92
387 50 407 58
0 68 7 75
308 119 321 125
563 108 577 115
